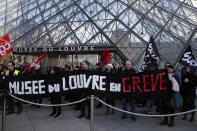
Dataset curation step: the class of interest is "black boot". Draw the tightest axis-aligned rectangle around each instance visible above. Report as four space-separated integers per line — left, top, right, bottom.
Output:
36 105 41 108
74 106 80 111
168 121 174 127
182 114 187 120
160 117 168 126
54 113 61 118
6 111 15 115
189 115 195 122
49 112 56 116
78 114 85 118
87 115 90 120
131 116 136 121
121 115 127 119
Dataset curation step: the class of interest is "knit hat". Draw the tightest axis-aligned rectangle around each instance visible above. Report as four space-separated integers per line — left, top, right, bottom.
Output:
107 64 113 68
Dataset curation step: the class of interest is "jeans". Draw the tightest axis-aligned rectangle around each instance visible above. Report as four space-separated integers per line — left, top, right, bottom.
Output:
122 99 135 116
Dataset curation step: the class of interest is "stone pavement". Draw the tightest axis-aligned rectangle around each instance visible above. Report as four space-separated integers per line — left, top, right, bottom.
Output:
0 99 197 131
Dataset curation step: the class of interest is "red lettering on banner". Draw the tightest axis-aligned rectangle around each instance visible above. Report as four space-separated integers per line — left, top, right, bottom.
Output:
122 78 131 92
160 72 167 90
143 75 150 92
132 77 142 92
151 74 160 91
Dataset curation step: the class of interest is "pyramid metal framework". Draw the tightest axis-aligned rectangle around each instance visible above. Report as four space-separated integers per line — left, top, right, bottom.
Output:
0 0 197 66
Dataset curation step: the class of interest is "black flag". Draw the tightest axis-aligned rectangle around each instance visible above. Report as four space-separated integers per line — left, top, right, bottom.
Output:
142 36 160 71
179 45 197 67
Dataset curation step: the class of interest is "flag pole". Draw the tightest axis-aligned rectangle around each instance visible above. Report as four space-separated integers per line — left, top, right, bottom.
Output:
11 53 14 62
28 51 48 72
137 50 146 73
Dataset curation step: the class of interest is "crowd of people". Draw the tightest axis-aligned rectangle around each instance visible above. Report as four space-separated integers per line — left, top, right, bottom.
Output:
0 57 197 128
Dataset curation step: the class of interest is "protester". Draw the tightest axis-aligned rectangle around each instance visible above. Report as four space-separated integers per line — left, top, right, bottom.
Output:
63 65 73 101
112 63 118 72
2 66 7 81
15 63 23 72
180 65 196 122
78 61 91 119
121 61 136 121
160 65 179 127
144 57 159 114
144 57 159 72
30 64 42 108
167 65 181 109
22 62 29 74
2 58 196 128
95 62 104 108
117 63 124 73
6 62 22 115
49 66 62 118
105 64 116 115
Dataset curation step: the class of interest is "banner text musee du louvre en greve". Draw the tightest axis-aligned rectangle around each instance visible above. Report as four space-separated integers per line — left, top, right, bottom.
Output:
6 70 172 100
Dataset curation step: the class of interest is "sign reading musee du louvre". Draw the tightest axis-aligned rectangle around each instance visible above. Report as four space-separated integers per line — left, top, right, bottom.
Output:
13 46 96 53
6 70 172 100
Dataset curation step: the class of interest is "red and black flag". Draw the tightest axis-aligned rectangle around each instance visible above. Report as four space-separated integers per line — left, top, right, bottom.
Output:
100 48 112 67
0 34 13 62
28 51 48 72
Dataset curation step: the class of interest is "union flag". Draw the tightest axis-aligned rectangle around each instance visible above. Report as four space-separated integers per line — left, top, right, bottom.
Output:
100 48 112 67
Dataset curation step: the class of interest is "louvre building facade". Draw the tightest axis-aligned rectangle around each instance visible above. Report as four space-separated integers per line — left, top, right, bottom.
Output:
0 0 197 69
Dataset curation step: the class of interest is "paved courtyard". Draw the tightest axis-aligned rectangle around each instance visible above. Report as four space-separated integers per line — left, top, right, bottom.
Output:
0 98 197 131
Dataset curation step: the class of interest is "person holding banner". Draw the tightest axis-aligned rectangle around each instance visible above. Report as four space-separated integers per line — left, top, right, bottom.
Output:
30 64 42 108
121 61 136 121
105 64 116 115
144 57 159 114
160 65 180 127
49 66 62 118
180 65 196 122
78 61 91 119
6 62 22 115
95 62 104 108
165 65 181 110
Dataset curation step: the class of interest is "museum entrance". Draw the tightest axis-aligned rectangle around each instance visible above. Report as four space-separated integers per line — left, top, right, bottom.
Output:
13 52 123 73
12 45 124 73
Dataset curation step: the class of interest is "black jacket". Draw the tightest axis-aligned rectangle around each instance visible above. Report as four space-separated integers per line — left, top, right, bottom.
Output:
0 70 5 89
32 69 42 79
122 68 136 74
181 72 196 96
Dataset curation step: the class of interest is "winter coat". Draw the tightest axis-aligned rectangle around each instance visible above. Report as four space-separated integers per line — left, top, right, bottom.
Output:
181 72 196 96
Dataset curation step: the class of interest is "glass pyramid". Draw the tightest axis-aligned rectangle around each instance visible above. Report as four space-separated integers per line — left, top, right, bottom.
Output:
0 0 197 66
